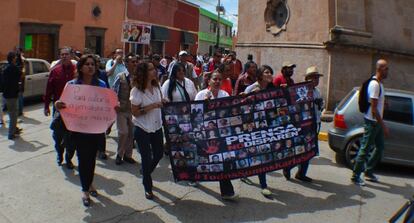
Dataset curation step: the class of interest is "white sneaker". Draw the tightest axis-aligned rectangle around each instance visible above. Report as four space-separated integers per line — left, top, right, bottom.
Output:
187 181 199 187
261 188 272 197
221 193 239 201
364 173 379 182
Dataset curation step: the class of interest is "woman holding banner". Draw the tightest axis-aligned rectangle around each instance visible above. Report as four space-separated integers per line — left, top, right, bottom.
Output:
243 65 275 197
161 62 198 186
161 63 197 102
130 61 165 200
55 55 109 207
195 71 238 201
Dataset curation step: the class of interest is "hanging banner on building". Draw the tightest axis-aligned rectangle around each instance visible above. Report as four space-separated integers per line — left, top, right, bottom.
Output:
59 84 118 134
163 82 318 182
122 21 151 44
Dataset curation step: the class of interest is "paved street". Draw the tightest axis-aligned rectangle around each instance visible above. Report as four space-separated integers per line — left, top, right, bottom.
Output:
0 102 413 223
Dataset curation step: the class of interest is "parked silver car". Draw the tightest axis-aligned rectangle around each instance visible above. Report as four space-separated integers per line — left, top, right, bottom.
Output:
328 87 414 167
0 58 50 98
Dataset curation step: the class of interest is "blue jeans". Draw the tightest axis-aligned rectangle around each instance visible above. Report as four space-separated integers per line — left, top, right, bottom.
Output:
18 92 23 115
5 98 18 137
134 126 164 192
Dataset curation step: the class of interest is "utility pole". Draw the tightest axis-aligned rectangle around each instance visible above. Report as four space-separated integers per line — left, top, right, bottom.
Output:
215 0 222 49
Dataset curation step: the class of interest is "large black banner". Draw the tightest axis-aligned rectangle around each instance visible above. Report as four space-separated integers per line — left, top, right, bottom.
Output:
163 82 318 181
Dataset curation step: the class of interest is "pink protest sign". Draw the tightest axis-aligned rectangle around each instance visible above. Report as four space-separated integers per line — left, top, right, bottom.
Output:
59 84 118 134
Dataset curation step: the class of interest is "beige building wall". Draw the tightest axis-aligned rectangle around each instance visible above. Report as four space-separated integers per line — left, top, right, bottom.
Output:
237 0 331 44
335 0 414 53
237 0 414 111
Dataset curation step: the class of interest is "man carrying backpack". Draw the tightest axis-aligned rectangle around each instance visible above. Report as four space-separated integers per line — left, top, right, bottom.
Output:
351 59 390 186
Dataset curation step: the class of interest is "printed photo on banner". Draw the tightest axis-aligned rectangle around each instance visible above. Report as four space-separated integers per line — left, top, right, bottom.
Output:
122 22 151 44
163 82 319 182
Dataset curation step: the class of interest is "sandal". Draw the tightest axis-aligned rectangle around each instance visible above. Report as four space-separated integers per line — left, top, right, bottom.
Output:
82 196 91 207
89 186 98 197
89 190 98 197
145 191 154 200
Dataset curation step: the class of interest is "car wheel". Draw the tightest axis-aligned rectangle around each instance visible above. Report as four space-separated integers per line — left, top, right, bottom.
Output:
345 136 362 168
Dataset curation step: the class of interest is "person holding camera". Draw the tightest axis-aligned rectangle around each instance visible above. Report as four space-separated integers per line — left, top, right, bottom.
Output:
105 48 127 88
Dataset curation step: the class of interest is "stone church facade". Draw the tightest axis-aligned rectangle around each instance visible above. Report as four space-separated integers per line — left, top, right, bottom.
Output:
236 0 414 110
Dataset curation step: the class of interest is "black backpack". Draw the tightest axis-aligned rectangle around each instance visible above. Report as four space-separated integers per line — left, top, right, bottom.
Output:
358 77 381 113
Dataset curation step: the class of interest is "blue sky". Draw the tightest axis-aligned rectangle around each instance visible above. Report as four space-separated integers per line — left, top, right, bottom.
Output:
187 0 239 30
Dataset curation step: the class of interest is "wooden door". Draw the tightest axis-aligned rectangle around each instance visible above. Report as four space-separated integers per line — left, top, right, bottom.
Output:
24 34 55 62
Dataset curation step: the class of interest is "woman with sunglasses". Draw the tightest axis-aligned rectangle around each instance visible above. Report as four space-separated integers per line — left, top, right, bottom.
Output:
130 61 165 200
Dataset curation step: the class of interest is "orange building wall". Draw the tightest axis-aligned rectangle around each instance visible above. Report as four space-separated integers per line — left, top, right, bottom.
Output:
0 0 126 60
0 0 20 60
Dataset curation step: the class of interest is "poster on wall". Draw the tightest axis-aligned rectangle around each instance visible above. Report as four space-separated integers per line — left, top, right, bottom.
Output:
163 82 319 182
122 21 151 44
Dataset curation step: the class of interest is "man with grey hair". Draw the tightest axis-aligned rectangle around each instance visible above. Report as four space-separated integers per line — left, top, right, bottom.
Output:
351 59 389 186
44 47 76 168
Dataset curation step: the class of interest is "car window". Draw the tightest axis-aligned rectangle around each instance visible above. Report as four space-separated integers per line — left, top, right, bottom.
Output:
24 61 30 75
337 89 357 111
384 96 413 125
32 61 49 74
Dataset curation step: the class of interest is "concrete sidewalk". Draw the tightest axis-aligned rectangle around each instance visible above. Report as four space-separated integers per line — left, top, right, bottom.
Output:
0 103 412 223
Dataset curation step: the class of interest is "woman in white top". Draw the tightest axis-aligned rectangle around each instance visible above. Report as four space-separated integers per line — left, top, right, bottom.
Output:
130 61 164 200
195 72 229 100
195 72 237 200
162 62 199 186
161 63 197 102
244 65 275 94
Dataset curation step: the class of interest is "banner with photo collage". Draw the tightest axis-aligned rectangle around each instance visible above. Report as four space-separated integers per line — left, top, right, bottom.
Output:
163 82 318 182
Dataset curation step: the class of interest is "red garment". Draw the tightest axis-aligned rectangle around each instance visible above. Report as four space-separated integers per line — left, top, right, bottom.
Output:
44 63 76 110
230 59 243 81
220 78 233 95
272 72 294 87
208 60 221 72
194 65 202 77
234 73 256 95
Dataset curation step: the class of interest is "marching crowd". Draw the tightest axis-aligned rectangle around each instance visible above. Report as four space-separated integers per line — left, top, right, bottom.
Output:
1 46 388 208
0 46 325 207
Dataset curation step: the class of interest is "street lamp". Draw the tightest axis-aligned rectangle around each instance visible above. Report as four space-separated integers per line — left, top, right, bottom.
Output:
215 0 225 49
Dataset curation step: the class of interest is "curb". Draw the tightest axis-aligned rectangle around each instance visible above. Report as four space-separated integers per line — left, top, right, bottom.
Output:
318 132 328 142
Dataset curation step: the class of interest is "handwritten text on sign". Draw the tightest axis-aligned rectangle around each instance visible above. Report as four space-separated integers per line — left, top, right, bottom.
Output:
59 84 118 134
